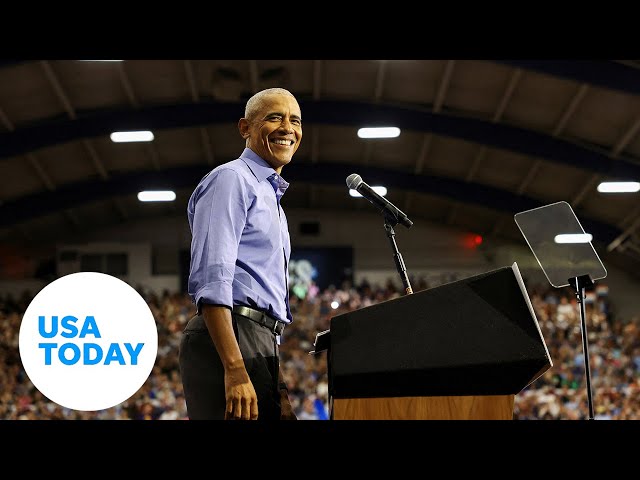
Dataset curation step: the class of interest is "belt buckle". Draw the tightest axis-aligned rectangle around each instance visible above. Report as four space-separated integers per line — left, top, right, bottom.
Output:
259 310 279 334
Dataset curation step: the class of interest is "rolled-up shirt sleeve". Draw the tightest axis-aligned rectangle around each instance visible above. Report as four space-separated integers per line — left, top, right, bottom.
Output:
188 168 248 311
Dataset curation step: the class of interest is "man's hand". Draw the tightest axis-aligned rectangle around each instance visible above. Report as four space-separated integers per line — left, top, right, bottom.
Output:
280 389 297 420
201 305 258 420
224 362 258 420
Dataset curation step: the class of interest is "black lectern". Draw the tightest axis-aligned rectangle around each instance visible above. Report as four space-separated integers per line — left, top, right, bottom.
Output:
313 263 552 420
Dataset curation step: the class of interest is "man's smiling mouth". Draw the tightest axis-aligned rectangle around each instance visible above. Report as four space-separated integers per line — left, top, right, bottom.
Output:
271 139 294 146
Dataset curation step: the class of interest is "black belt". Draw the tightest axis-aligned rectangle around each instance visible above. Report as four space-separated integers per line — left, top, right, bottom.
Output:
232 305 286 335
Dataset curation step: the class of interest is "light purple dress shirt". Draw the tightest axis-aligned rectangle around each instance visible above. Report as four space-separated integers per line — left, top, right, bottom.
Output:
187 148 292 323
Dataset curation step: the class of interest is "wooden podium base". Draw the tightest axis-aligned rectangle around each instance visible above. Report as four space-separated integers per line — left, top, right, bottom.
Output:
332 394 514 420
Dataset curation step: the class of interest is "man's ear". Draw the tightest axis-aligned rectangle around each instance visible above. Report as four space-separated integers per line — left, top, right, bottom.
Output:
238 118 250 139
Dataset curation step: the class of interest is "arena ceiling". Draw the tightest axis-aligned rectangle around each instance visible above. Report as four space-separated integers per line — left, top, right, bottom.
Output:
1 59 640 279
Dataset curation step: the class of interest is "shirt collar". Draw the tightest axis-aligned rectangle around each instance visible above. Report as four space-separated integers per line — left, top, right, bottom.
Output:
240 148 290 194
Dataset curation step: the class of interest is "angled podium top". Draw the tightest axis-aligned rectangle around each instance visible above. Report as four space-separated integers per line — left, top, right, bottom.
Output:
323 263 552 399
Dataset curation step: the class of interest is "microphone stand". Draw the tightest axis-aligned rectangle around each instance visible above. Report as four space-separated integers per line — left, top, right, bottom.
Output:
384 216 413 295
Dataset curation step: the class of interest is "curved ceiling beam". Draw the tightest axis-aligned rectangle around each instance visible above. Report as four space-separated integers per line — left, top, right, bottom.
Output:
0 161 621 245
495 60 640 96
0 60 27 69
1 100 639 180
5 61 640 97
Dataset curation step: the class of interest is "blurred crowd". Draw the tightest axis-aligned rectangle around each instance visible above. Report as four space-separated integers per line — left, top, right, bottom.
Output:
1 275 639 420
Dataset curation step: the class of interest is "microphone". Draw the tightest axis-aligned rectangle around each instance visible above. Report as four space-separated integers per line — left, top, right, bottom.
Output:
346 173 413 228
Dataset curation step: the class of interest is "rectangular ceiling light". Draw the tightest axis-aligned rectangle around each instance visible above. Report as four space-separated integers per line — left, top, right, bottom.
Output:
357 127 401 139
138 191 176 202
111 131 154 143
349 186 388 198
597 181 640 193
554 233 593 244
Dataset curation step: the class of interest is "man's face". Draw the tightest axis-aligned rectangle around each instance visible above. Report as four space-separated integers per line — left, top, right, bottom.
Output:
239 93 302 173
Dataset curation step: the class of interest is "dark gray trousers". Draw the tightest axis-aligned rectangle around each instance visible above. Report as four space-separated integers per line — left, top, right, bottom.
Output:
178 312 281 420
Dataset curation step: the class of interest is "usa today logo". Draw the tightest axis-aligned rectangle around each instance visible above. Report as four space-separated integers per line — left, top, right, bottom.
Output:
19 272 158 412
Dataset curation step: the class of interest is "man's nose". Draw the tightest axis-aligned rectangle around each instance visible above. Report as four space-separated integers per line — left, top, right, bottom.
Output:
279 117 294 132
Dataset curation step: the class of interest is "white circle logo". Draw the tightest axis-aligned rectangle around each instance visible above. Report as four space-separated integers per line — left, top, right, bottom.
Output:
19 272 158 411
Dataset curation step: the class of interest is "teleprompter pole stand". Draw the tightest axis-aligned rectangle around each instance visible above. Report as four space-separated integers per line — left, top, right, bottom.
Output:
384 216 413 295
568 274 595 420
